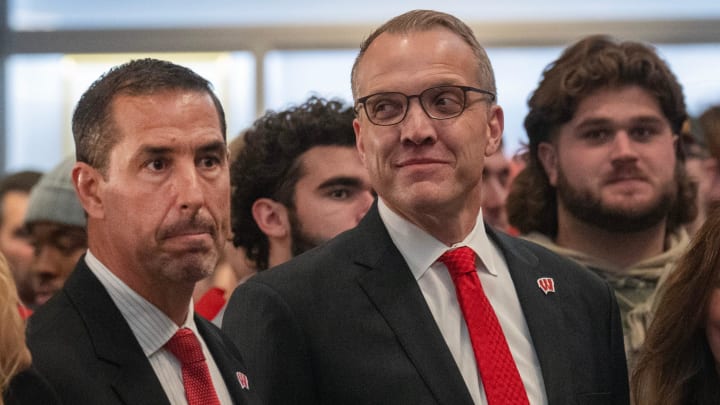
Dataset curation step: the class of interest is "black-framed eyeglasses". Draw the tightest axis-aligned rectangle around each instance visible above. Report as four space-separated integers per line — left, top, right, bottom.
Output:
355 85 496 126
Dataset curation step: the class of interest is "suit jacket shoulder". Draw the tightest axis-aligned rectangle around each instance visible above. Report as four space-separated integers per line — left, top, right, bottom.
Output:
27 259 168 405
223 206 629 405
28 257 261 405
224 206 475 405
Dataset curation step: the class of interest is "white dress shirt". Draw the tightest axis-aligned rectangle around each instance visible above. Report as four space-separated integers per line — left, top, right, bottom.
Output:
378 199 548 405
86 250 234 405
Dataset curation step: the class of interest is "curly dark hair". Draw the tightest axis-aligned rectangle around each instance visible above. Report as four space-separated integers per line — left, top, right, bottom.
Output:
230 96 356 270
72 58 226 176
508 35 696 236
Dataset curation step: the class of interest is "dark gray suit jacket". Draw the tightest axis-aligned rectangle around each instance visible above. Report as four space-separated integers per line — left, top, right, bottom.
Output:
223 205 629 405
27 258 262 405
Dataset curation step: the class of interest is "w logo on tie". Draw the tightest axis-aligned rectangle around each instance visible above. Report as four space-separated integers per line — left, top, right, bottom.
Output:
537 277 555 295
236 371 250 390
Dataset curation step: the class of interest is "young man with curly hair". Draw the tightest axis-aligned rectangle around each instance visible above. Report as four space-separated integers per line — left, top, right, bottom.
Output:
507 35 696 364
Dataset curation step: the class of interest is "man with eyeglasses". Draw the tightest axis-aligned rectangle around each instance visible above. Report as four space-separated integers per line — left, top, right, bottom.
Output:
223 10 629 405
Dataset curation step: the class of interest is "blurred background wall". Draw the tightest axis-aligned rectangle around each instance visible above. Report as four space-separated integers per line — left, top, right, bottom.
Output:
2 0 719 173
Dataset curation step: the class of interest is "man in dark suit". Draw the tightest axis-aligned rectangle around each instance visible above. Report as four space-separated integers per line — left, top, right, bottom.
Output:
27 58 261 405
222 9 629 405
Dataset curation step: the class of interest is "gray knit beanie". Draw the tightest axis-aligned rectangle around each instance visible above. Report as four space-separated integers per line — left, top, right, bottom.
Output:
24 156 86 228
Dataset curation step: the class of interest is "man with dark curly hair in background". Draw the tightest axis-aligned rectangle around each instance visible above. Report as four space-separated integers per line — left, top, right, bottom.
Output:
507 35 696 365
230 96 374 271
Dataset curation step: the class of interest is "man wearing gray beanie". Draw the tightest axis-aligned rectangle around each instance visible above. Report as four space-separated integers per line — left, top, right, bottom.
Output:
24 156 87 307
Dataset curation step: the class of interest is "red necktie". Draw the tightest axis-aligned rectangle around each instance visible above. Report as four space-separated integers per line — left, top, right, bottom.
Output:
165 328 222 405
439 247 529 405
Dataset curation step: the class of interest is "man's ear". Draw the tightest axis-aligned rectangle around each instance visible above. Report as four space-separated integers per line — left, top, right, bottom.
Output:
537 142 559 186
353 118 367 165
484 105 504 157
251 198 290 239
72 162 105 219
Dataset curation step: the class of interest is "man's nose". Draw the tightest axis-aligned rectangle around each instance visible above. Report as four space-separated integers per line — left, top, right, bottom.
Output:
175 162 205 211
400 99 438 146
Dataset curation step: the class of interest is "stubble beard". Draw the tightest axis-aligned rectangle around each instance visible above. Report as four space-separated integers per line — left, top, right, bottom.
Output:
288 208 325 258
152 247 220 284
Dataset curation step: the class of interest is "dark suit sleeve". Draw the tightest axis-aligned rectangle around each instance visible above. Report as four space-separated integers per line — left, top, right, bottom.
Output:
27 329 123 404
222 279 318 405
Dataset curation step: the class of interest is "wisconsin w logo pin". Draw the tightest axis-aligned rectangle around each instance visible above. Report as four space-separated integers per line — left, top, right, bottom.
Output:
236 371 250 390
537 277 555 295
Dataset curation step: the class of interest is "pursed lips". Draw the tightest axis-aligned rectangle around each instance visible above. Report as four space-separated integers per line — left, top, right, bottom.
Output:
603 172 649 185
160 222 216 241
396 157 448 167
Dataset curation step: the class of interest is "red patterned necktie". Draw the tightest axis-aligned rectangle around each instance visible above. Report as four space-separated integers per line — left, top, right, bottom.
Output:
165 328 222 405
439 247 529 405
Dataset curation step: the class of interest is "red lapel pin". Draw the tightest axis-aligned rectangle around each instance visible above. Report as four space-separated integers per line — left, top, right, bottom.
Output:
236 371 250 390
537 277 555 295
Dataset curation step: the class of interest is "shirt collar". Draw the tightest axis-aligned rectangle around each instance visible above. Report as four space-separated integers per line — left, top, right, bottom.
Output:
377 198 499 280
85 250 199 357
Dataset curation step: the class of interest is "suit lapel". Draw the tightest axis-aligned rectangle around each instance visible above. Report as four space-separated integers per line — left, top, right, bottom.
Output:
489 229 573 403
352 207 475 405
64 259 170 405
196 315 257 404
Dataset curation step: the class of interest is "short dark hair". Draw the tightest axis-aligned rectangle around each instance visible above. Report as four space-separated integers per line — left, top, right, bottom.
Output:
0 171 42 228
230 96 356 270
72 58 226 175
350 9 495 100
508 35 695 236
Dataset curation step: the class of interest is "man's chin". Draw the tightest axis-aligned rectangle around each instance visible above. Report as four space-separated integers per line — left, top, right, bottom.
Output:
34 291 55 307
157 249 219 281
588 206 668 233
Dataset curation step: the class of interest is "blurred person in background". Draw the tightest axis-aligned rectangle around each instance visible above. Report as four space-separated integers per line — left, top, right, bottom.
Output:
0 253 60 405
699 105 720 211
680 117 712 236
507 34 695 365
0 171 42 312
23 157 87 307
229 96 374 272
481 139 512 233
205 97 373 326
632 205 720 405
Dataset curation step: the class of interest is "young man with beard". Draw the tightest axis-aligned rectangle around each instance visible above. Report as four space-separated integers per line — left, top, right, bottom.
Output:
230 96 374 272
197 98 374 325
507 34 696 364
